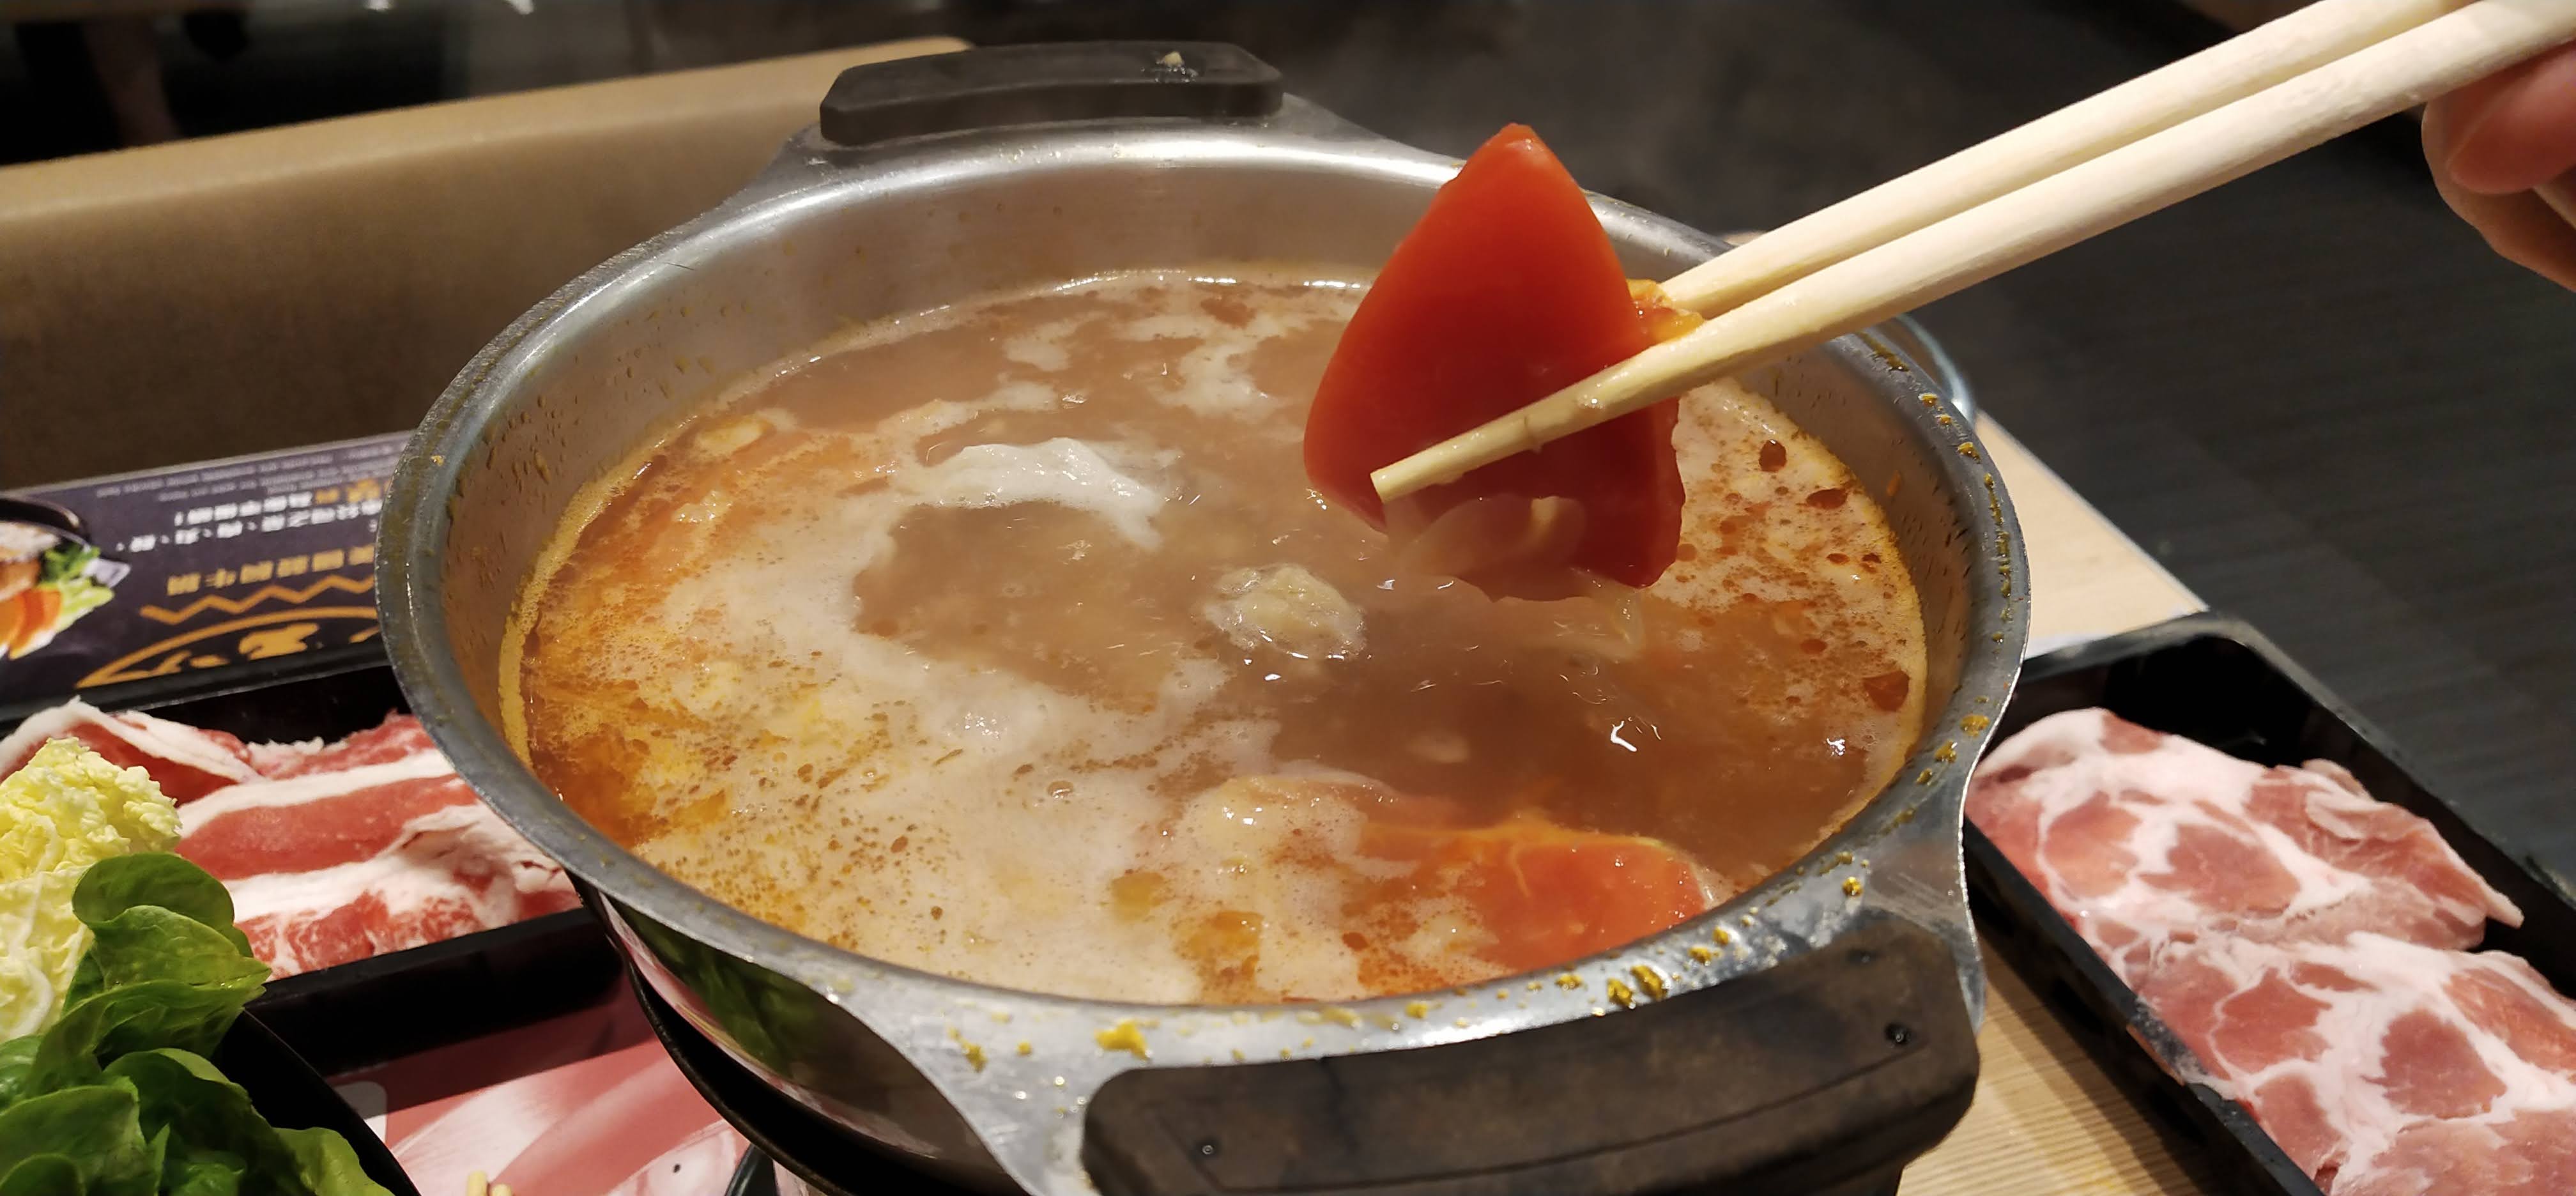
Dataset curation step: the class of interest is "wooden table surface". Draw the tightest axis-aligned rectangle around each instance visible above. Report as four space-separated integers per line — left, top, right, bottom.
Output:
1908 421 2212 1196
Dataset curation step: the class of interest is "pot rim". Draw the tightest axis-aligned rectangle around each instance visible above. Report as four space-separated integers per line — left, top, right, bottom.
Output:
381 98 2027 1101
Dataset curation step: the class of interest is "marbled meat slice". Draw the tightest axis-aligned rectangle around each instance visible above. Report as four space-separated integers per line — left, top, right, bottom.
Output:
2137 934 2576 1195
243 714 439 778
1970 709 2573 1194
1966 709 2518 983
0 697 581 979
173 713 578 976
0 698 261 801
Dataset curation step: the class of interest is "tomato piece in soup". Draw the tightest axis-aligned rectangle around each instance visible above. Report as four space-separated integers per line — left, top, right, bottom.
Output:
1365 810 1717 974
1305 123 1686 592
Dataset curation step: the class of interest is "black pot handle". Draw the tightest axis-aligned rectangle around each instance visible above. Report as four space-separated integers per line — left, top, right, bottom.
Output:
1084 912 1978 1196
818 42 1283 148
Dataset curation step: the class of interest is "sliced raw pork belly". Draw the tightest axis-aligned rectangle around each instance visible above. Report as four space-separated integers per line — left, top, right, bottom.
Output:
174 713 578 976
2137 934 2576 1195
2 699 576 977
244 714 440 778
1967 709 2517 981
0 698 261 801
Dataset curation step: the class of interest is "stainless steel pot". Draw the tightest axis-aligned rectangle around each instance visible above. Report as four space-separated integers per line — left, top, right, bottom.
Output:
380 42 2029 1196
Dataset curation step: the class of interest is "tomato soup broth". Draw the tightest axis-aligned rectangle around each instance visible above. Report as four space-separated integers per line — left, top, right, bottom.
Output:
504 271 1928 1004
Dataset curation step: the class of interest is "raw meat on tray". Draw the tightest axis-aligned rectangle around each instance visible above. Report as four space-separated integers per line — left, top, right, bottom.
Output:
2136 933 2576 1195
0 699 576 977
0 700 262 801
1968 708 2517 979
1969 709 2576 1196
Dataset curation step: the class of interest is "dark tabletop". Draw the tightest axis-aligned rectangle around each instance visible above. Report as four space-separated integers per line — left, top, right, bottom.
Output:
12 0 2575 877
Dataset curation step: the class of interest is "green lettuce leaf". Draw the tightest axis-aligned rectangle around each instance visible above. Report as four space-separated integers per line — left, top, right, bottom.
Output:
275 1128 385 1196
72 854 261 990
0 855 390 1196
45 854 267 1079
35 860 264 1090
0 1038 34 1113
0 1085 160 1196
109 1049 302 1196
0 1155 84 1196
34 981 251 1092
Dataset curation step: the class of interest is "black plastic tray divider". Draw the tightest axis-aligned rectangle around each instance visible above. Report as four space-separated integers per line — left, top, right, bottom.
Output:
0 645 622 1075
1965 611 2576 1196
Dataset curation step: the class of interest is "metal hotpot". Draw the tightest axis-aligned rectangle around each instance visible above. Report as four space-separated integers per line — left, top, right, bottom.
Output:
380 43 2028 1196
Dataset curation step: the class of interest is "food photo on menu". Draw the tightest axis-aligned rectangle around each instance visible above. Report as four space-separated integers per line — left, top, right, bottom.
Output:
1 3 2572 1195
0 503 123 667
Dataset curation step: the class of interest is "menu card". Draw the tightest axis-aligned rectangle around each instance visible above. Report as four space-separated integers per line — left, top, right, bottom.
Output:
1 433 405 713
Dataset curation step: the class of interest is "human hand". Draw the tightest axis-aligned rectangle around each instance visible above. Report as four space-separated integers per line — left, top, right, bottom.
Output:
2423 42 2576 289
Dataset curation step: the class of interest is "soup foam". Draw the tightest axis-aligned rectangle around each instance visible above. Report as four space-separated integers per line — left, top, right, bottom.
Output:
507 270 1926 1003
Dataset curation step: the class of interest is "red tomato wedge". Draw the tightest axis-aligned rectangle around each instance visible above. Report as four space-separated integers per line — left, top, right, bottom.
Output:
1305 124 1685 590
1364 810 1716 975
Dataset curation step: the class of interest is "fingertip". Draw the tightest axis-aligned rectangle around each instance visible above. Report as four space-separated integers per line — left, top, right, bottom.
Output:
2442 43 2576 195
2435 176 2576 291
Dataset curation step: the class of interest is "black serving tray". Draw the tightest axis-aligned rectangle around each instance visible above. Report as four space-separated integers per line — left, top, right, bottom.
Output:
0 648 624 1076
1965 612 2576 1196
215 1011 422 1196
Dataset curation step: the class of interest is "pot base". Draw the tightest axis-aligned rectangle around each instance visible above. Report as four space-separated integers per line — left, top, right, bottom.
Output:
632 966 997 1196
645 967 1923 1196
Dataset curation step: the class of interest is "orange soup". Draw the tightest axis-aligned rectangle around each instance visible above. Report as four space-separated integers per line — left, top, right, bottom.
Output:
505 270 1926 1003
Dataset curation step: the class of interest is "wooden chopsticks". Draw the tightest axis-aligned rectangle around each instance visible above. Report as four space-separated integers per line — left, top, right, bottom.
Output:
1371 0 2576 503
